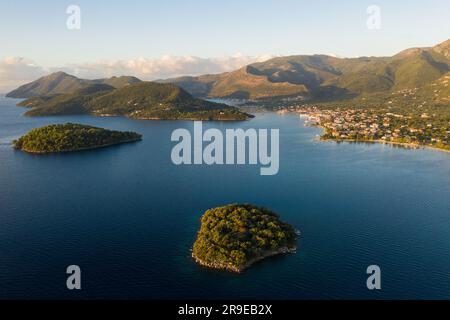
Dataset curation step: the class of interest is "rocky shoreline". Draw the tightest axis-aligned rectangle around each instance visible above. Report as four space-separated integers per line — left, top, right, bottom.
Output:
192 246 297 274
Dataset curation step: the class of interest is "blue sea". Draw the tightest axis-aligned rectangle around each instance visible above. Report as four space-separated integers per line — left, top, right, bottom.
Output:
0 96 449 299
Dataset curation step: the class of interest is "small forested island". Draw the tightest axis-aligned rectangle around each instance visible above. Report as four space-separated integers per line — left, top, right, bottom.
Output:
13 123 142 154
192 204 297 273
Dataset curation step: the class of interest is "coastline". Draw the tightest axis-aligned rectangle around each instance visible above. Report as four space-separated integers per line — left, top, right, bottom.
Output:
319 136 450 154
126 115 253 121
192 246 297 274
295 113 450 154
17 137 142 154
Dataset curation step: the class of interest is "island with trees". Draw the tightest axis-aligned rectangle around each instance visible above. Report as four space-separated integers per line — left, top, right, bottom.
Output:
13 123 142 154
192 204 297 273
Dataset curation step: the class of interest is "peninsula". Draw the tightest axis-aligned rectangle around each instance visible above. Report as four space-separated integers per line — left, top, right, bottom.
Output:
192 204 297 273
11 75 253 121
13 123 142 154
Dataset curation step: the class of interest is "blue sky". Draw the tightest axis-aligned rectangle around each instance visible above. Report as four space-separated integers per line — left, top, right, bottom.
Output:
1 0 450 63
0 0 449 91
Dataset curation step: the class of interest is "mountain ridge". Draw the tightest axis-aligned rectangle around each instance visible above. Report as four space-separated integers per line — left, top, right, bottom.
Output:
6 38 450 105
161 38 450 102
6 72 143 98
18 81 253 121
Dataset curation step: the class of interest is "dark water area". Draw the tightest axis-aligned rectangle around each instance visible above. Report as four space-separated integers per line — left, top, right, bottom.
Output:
0 97 449 299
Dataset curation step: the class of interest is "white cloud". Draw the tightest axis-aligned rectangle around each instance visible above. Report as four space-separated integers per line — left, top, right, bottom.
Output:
66 54 275 80
0 54 274 93
0 57 46 93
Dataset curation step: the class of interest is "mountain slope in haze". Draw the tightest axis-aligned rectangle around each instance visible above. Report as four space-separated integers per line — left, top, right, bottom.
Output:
6 72 91 98
432 39 450 60
164 39 450 102
20 82 252 120
206 67 308 99
6 72 142 98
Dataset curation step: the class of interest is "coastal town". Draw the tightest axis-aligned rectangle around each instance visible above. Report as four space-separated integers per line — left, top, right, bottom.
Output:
275 105 450 151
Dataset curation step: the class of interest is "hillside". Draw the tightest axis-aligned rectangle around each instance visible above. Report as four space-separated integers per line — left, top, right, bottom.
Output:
305 71 450 114
99 76 142 88
19 82 252 121
6 72 142 98
164 39 450 103
207 67 308 99
371 71 450 115
6 72 90 98
21 84 116 116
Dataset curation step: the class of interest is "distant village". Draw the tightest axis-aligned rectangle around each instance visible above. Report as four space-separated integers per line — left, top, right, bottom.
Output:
274 105 450 151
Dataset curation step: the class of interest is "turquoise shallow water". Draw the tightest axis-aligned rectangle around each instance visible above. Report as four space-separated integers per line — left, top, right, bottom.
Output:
0 96 449 299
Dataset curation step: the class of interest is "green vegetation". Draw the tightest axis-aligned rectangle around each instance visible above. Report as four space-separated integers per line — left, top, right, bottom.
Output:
13 123 142 153
20 84 115 116
192 204 297 273
100 76 142 89
85 82 252 120
17 82 252 121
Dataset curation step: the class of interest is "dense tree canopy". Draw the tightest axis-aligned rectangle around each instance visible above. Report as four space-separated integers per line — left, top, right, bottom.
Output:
18 82 253 120
193 204 297 272
13 123 142 153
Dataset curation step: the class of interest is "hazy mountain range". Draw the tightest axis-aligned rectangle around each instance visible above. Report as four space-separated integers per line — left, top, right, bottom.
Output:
6 39 450 107
161 39 450 101
6 72 142 98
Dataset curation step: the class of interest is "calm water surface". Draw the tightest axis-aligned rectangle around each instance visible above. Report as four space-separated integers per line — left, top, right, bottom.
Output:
0 96 449 299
